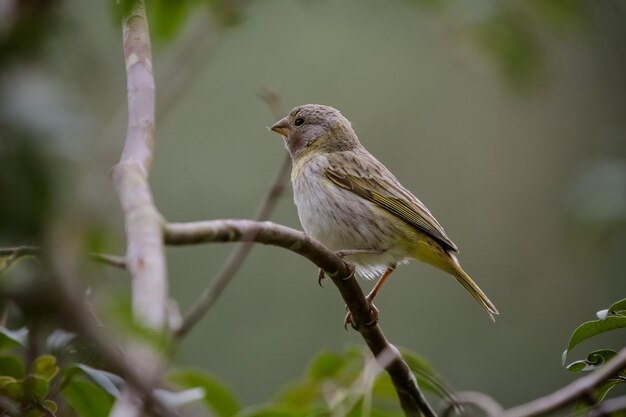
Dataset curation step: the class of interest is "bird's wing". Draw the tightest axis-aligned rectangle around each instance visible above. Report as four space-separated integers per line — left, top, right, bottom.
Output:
325 153 459 252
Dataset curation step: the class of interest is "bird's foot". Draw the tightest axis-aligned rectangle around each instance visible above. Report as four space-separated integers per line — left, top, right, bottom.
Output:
344 296 379 330
317 268 325 287
317 259 355 286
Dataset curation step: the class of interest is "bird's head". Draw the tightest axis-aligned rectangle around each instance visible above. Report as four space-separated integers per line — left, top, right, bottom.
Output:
270 104 359 159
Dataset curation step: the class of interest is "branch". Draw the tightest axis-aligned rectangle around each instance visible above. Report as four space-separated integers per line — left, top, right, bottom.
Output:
88 252 127 270
174 89 289 339
111 1 167 416
113 0 166 329
164 220 435 417
498 346 626 417
0 246 126 270
0 245 40 257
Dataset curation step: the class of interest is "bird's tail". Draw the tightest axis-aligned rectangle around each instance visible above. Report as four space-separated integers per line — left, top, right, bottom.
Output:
447 257 499 321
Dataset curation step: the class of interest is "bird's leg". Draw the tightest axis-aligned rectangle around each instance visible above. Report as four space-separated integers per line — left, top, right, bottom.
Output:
365 263 396 304
344 264 397 329
317 248 384 286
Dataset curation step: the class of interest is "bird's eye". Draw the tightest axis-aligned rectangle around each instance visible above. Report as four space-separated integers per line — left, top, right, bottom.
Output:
294 118 304 127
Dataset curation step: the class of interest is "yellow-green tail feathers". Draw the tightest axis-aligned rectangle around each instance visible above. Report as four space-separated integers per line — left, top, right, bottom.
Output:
449 260 499 321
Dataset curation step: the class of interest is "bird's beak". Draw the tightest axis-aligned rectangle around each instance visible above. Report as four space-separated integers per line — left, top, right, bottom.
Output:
270 117 289 137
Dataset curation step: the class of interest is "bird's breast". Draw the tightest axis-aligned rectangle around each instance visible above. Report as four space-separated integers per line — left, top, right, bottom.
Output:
291 158 407 272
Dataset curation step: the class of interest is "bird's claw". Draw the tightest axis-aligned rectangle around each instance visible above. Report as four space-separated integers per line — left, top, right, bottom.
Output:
317 268 325 287
343 299 379 330
316 253 355 286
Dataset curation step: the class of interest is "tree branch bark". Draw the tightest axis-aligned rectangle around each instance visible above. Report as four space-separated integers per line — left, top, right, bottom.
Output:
498 346 626 417
112 0 167 330
110 1 166 416
164 219 435 417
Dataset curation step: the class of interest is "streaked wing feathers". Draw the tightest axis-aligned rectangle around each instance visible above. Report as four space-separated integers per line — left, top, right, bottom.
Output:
325 168 459 252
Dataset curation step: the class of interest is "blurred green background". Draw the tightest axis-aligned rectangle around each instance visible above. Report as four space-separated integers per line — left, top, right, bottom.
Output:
1 0 625 409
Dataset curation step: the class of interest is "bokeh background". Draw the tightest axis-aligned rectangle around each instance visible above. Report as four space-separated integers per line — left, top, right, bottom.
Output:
1 0 625 410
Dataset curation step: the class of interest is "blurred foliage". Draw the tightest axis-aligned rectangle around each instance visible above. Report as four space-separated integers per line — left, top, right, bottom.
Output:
472 9 543 88
0 136 55 243
563 298 626 412
528 0 586 31
0 323 209 416
112 0 594 88
0 0 61 66
0 326 115 417
115 0 248 43
0 322 455 417
168 347 455 417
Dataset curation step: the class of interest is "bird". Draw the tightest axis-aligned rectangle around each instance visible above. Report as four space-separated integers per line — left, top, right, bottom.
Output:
269 104 498 326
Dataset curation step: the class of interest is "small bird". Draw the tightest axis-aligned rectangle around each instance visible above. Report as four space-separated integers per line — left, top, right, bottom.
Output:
270 104 498 325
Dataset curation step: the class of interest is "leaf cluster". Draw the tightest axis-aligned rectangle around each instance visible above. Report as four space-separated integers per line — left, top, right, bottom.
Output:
562 298 626 412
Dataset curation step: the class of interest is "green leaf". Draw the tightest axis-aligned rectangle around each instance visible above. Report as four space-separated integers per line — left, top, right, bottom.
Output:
0 327 28 348
277 382 319 409
399 348 455 401
62 379 114 417
372 373 398 401
235 405 295 417
594 378 625 403
0 354 25 378
566 349 617 372
573 378 625 412
150 0 192 42
307 350 348 381
23 408 43 417
168 368 240 417
609 298 626 315
41 399 58 413
24 375 49 401
563 316 626 361
0 375 49 402
0 376 17 387
32 355 58 381
65 364 122 398
0 378 22 400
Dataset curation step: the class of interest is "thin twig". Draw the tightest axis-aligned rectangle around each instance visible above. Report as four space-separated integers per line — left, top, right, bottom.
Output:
0 246 126 270
88 252 127 269
498 346 626 417
0 246 40 257
164 219 435 417
174 89 289 339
